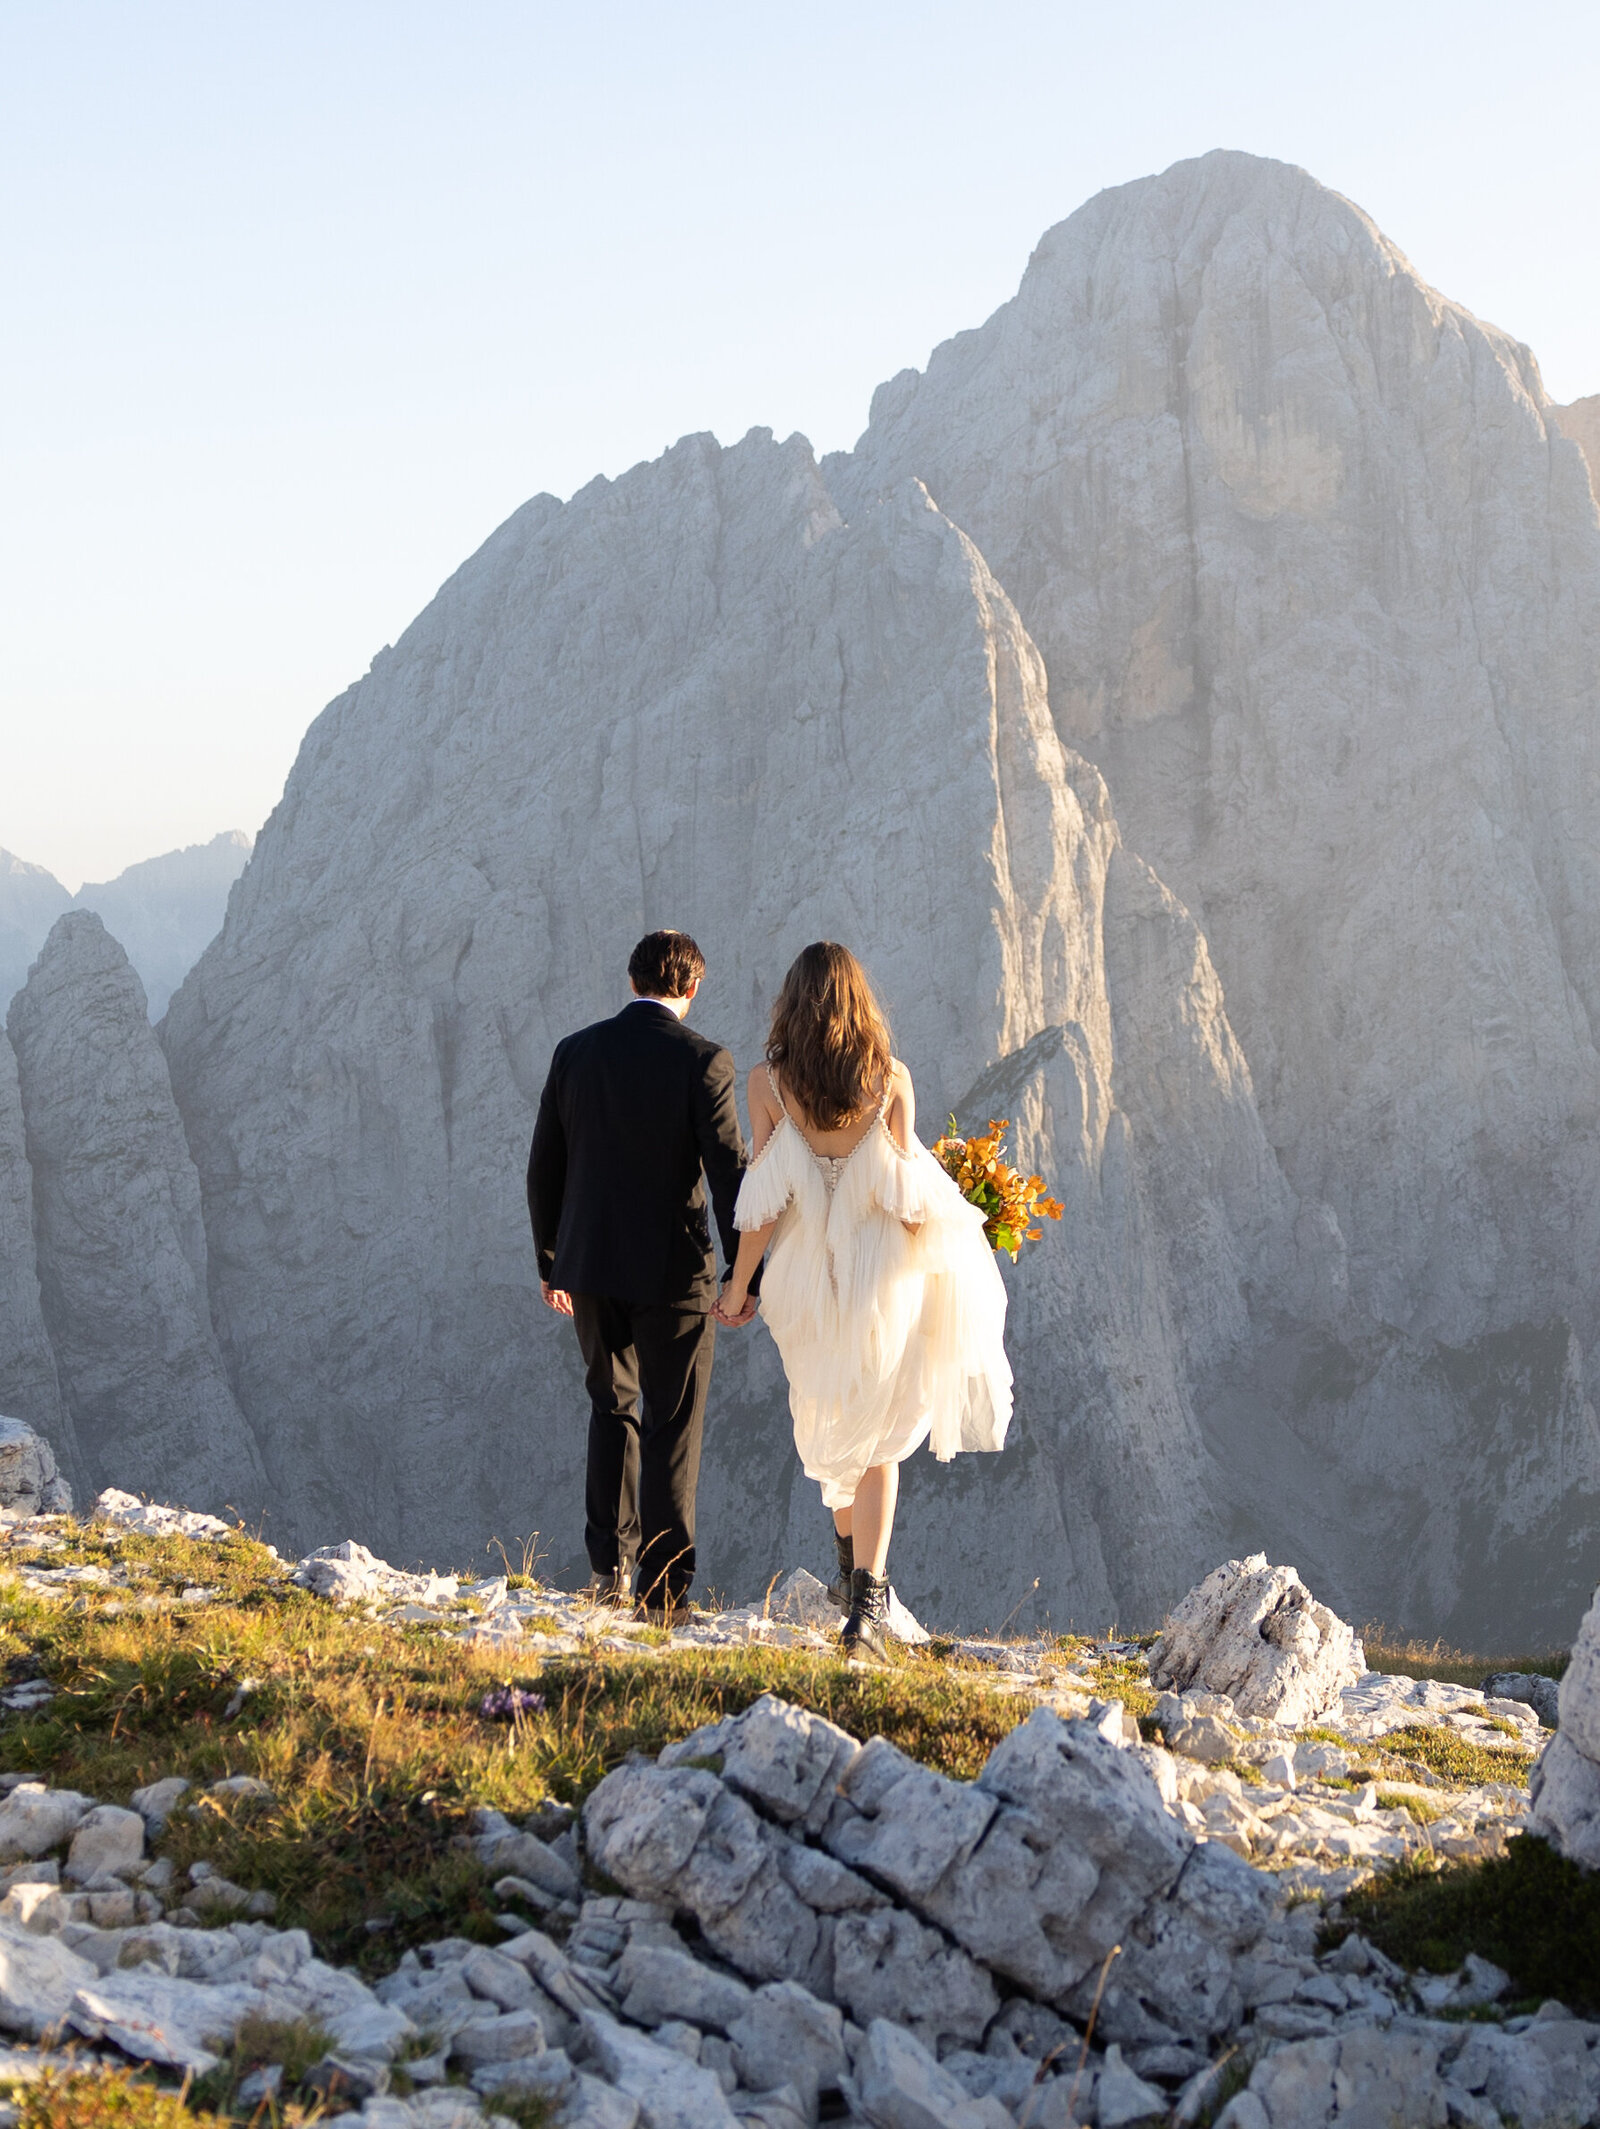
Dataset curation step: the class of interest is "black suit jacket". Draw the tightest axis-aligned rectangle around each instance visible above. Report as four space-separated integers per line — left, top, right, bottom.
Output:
527 1001 753 1309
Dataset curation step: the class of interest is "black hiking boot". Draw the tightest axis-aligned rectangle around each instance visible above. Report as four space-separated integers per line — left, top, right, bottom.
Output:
840 1567 891 1664
827 1529 855 1613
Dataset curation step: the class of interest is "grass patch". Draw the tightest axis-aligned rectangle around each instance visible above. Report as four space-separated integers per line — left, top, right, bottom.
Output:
188 2014 334 2116
0 1521 1037 1975
1372 1723 1534 1789
529 1647 1033 1788
1333 1835 1600 2011
7 2066 243 2128
1362 1629 1568 1690
1081 1653 1157 1725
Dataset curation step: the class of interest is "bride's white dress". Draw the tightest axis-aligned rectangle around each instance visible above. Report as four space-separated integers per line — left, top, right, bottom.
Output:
734 1066 1014 1508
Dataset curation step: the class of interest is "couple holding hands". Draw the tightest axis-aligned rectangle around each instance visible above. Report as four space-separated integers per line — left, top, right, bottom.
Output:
528 929 1012 1662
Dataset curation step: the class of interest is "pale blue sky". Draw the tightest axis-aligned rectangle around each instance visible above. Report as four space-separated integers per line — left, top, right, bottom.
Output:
3 1 1597 887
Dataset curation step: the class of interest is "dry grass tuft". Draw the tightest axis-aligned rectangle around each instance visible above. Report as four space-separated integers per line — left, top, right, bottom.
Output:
1361 1629 1567 1690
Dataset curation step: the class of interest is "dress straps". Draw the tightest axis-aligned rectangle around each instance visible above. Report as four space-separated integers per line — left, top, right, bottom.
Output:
765 1062 795 1125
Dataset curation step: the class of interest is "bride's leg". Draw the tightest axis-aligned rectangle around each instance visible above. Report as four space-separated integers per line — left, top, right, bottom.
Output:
850 1462 899 1578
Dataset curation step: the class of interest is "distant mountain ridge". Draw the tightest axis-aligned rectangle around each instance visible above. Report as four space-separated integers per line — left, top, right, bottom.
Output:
0 831 252 1020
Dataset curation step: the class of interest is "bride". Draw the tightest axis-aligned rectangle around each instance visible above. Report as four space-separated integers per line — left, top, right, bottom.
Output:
714 942 1014 1660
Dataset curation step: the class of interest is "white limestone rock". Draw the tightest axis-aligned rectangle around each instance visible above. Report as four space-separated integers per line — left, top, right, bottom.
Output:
1528 1581 1600 1867
92 1488 233 1540
841 149 1600 1647
160 436 1283 1631
294 1539 459 1607
5 914 265 1516
0 1916 96 2038
1482 1670 1561 1729
0 1036 76 1488
0 1786 94 1862
852 2018 1013 2129
1148 1557 1365 1724
1240 2030 1451 2127
64 1805 144 1886
0 1417 71 1519
579 2008 742 2129
586 1694 1273 2050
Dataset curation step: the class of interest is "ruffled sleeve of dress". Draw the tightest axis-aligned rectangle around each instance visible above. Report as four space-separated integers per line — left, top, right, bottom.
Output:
870 1130 935 1224
734 1127 795 1230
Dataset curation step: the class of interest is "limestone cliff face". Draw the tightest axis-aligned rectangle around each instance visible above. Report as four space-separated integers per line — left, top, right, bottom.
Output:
1553 396 1600 501
841 150 1600 1637
161 442 1281 1623
0 1032 78 1488
7 915 264 1515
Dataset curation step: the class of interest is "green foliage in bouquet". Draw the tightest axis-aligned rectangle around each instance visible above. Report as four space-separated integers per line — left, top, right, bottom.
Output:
931 1116 1063 1260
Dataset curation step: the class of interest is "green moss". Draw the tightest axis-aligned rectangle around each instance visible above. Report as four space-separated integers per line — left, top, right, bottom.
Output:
1331 1835 1600 2012
1373 1723 1534 1788
1375 1789 1446 1825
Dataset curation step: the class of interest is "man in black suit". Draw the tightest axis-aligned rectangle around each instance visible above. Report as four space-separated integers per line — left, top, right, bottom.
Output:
527 930 755 1617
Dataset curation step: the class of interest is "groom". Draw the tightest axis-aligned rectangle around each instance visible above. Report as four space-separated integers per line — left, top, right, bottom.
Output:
527 930 755 1618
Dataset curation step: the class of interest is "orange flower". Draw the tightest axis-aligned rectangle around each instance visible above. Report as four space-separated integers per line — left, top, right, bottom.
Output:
932 1116 1065 1261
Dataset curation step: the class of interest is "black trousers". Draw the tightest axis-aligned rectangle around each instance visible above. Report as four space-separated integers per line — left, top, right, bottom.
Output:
571 1293 715 1603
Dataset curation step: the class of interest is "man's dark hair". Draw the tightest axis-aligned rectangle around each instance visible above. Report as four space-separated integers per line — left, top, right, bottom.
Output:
628 930 706 999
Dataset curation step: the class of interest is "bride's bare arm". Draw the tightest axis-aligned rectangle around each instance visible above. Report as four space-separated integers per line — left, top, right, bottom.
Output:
720 1219 776 1321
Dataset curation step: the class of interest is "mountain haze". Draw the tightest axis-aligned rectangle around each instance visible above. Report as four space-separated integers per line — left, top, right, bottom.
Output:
0 833 252 1020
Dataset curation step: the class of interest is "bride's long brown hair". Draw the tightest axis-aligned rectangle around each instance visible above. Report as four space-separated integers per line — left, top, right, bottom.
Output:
766 942 893 1131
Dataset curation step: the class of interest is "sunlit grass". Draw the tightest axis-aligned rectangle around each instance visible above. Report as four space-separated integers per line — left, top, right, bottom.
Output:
1361 1629 1567 1690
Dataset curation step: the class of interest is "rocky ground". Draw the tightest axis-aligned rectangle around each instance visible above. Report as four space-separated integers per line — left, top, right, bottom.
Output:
0 1488 1592 2128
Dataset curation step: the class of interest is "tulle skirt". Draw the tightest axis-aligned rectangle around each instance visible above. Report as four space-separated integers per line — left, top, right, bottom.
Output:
734 1124 1014 1509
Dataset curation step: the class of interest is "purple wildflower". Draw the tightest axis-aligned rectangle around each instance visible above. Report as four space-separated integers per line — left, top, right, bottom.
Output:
479 1686 546 1721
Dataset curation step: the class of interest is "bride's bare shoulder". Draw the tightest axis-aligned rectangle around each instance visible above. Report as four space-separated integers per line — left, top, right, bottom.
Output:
884 1058 916 1146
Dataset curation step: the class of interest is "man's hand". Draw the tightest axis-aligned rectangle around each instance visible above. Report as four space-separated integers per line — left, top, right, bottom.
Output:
541 1282 574 1318
714 1283 758 1327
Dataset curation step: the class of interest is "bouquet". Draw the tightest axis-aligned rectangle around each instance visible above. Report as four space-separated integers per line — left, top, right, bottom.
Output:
932 1116 1063 1261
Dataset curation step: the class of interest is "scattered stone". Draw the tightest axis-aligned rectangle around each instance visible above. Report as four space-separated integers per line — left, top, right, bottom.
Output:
1095 2041 1168 2127
581 2008 742 2128
1149 1558 1365 1725
0 1786 92 1862
1482 1671 1562 1728
63 1805 144 1886
88 1491 234 1542
449 2009 548 2065
853 2016 1012 2129
129 1776 190 1835
293 1540 459 1608
209 1774 274 1803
